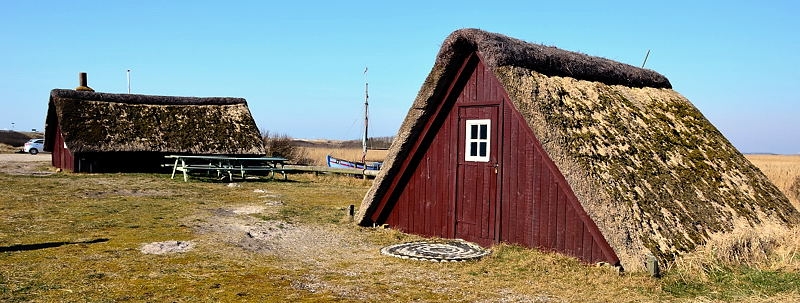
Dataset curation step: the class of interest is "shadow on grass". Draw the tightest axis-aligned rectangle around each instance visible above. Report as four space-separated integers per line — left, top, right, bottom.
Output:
172 173 302 183
0 238 109 252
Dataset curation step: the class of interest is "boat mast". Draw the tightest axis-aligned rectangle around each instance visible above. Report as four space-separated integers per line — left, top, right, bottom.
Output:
362 67 369 166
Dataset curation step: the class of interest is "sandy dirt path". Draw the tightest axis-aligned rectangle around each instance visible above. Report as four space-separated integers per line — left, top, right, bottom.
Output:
0 153 53 175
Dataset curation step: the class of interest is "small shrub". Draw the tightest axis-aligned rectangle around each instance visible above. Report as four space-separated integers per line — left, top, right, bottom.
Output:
261 131 311 165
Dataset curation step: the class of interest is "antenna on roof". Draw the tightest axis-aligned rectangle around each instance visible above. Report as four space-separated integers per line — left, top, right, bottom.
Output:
641 49 651 68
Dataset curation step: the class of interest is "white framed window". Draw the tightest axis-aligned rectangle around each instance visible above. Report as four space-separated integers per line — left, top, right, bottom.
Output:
465 119 491 162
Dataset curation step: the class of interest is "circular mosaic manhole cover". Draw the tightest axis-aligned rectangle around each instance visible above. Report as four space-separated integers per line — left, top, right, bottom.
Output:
381 240 490 262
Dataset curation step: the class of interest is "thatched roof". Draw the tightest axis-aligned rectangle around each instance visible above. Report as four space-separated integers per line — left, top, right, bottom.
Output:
434 28 672 89
358 28 799 270
45 89 266 155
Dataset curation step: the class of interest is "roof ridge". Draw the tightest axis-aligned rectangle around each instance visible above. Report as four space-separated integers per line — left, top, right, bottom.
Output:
441 28 671 89
50 89 247 106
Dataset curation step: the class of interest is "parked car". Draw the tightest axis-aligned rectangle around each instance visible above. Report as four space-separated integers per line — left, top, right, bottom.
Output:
23 138 44 155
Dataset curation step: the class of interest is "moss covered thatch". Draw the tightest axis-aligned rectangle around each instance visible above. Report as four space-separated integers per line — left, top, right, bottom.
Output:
45 89 265 155
357 28 800 270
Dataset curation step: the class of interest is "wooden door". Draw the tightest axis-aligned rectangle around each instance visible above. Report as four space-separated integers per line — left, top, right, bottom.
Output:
455 105 500 246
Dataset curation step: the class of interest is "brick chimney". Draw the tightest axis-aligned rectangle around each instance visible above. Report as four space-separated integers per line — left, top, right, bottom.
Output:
75 72 95 92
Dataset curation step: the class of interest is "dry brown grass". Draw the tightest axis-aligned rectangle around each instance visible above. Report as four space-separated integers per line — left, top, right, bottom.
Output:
302 146 389 166
673 224 800 277
746 154 800 208
663 224 800 301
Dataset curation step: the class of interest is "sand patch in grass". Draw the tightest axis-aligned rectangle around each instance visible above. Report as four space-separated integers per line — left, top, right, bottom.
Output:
140 240 195 255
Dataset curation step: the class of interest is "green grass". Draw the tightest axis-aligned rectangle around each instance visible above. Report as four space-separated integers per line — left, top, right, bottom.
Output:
2 171 800 302
662 267 800 300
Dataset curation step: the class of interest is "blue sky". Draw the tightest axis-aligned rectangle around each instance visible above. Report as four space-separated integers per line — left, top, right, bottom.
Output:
1 1 798 153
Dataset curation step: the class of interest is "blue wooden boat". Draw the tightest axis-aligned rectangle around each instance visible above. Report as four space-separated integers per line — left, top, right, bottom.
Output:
327 155 382 171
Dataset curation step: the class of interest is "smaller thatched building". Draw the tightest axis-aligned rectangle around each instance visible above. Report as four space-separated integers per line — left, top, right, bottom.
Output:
45 87 265 173
357 28 799 271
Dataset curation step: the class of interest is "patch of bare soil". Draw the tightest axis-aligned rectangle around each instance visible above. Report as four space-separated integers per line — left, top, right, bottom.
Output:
185 190 396 300
191 194 373 263
185 188 551 302
0 153 55 176
140 240 195 255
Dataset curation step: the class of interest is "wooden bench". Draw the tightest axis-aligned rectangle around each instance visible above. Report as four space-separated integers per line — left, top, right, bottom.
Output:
166 155 288 182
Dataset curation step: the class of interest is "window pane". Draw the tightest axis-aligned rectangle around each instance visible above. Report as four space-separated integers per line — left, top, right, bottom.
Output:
470 142 477 156
480 125 487 139
479 142 487 157
470 125 478 139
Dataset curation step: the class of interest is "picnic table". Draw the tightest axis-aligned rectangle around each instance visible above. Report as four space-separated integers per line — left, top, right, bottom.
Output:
165 155 289 181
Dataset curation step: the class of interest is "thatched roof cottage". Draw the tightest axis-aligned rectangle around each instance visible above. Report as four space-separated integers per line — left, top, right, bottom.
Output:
45 83 265 172
357 28 799 271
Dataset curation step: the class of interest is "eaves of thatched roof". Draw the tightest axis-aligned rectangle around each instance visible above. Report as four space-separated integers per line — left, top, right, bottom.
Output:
357 28 799 270
45 89 266 155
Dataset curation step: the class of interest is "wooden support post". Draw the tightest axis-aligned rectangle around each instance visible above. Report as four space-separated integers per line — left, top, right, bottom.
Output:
646 254 660 278
348 204 355 222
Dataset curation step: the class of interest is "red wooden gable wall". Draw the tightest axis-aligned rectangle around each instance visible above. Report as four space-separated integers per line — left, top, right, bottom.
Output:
371 53 619 265
51 124 75 172
499 101 619 264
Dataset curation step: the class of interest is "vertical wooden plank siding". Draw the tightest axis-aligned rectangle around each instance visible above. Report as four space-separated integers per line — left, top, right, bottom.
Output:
547 179 558 248
372 54 478 229
556 191 567 251
565 205 577 255
375 52 619 266
385 122 453 238
531 151 542 246
452 59 504 246
52 125 74 172
500 92 620 265
384 57 504 243
383 68 475 238
52 127 63 168
455 105 499 247
583 225 595 262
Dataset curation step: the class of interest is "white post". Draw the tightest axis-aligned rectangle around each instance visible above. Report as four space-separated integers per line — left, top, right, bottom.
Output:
127 69 131 93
